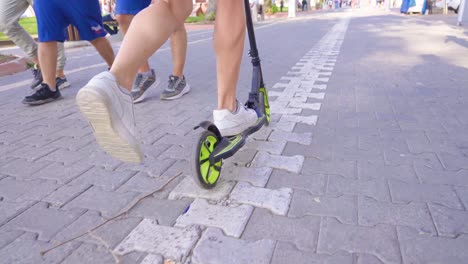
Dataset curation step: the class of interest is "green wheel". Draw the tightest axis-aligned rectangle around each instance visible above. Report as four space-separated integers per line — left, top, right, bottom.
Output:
259 87 271 126
191 130 223 189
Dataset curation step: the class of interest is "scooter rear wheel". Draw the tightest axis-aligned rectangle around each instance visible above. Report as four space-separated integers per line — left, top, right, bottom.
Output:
191 130 223 189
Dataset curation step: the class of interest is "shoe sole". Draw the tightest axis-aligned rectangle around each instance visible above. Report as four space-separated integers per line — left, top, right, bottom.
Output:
133 78 161 104
76 88 143 163
160 84 191 100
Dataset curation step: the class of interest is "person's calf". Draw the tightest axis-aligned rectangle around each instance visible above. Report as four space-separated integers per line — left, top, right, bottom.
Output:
90 37 115 68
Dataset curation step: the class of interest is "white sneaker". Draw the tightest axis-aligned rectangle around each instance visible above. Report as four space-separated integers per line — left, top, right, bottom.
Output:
76 71 143 163
213 102 259 137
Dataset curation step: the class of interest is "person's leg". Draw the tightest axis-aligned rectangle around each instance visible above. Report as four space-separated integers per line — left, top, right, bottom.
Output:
39 42 58 89
89 37 115 68
56 42 66 78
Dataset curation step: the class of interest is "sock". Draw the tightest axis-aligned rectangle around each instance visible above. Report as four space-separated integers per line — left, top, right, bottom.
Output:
140 70 153 77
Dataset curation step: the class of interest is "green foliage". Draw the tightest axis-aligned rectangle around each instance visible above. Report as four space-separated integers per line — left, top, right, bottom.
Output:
207 12 216 21
271 5 279 13
185 14 205 23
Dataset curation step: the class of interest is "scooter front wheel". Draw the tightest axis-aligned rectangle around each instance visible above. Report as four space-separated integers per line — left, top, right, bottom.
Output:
191 130 223 189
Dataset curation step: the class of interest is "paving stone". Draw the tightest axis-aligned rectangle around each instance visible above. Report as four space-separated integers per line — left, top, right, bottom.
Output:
222 166 272 187
327 174 390 202
279 114 318 125
34 162 93 184
69 167 135 191
267 170 326 195
0 230 23 249
268 130 312 146
358 160 419 183
169 177 235 201
3 202 84 241
80 149 124 171
229 182 292 216
0 200 35 225
357 254 385 264
244 140 286 155
160 145 190 160
114 219 201 262
271 242 353 264
175 199 253 238
0 158 51 179
293 102 322 110
242 208 320 251
117 172 175 194
415 163 468 187
48 136 92 151
251 152 304 174
140 254 163 264
8 145 57 162
226 148 258 167
302 158 357 178
271 104 302 115
192 227 275 264
359 196 436 234
116 157 176 177
438 152 468 171
269 121 296 133
0 232 79 264
42 184 92 208
288 190 357 224
0 177 59 202
62 243 117 264
64 186 139 218
398 226 468 264
40 148 86 165
127 197 191 226
455 186 468 209
429 204 468 237
54 210 142 248
389 179 463 209
318 218 401 264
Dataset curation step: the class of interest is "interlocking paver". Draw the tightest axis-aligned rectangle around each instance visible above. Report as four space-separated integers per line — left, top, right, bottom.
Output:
389 179 463 209
117 172 175 193
302 158 357 179
251 152 304 174
0 200 34 226
69 167 135 191
358 160 419 183
54 210 142 248
223 166 272 187
175 199 253 238
229 182 292 216
359 196 436 234
0 158 51 180
64 186 139 218
288 190 357 224
115 157 175 177
429 204 468 237
33 162 92 184
327 174 390 202
243 140 286 155
455 186 468 209
3 202 84 241
398 226 468 263
0 177 59 202
242 208 320 251
40 148 86 165
279 114 318 125
169 177 235 201
268 130 313 145
318 218 401 264
271 242 353 264
42 184 92 208
0 230 23 249
267 170 326 195
415 163 468 187
191 227 275 264
8 144 57 162
127 197 191 226
140 254 163 264
114 219 201 262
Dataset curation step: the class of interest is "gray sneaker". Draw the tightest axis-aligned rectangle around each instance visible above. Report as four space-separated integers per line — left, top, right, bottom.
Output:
131 69 159 103
160 75 191 100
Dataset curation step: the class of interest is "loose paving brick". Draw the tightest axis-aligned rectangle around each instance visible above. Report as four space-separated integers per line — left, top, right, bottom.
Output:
289 190 357 224
54 210 142 248
251 152 304 174
327 174 390 202
70 167 135 191
389 179 463 209
114 219 201 262
0 232 79 264
0 177 59 202
169 177 235 201
358 196 436 234
64 186 139 218
271 242 353 264
3 202 84 241
191 227 275 264
0 200 34 225
268 130 313 145
242 208 320 251
398 226 468 263
127 197 191 226
429 204 468 237
267 170 326 195
175 199 253 238
222 166 272 187
42 184 92 208
33 162 92 184
229 182 292 216
318 217 401 264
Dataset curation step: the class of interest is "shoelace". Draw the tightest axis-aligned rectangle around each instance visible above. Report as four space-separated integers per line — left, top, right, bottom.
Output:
167 76 179 92
35 85 49 97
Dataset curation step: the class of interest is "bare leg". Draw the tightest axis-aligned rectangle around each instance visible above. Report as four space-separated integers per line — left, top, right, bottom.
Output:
110 0 192 90
170 25 187 77
38 41 57 90
116 14 151 73
89 37 115 68
214 0 246 112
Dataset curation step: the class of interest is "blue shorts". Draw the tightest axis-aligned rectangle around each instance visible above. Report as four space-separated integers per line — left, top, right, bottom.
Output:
115 0 152 15
34 0 107 42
